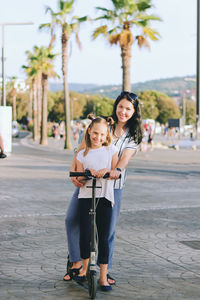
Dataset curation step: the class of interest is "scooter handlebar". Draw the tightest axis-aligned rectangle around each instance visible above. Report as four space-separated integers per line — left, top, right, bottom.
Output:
69 170 121 179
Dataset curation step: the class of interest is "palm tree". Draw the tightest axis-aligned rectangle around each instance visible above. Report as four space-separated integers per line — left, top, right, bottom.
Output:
7 77 17 121
22 67 37 140
22 49 40 141
26 77 33 122
39 0 88 149
92 0 161 91
28 46 43 139
35 46 58 145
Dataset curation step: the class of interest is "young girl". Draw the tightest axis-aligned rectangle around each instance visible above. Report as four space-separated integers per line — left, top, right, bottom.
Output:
74 116 118 291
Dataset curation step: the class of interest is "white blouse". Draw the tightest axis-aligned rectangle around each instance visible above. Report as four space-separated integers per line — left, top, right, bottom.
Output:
111 128 139 189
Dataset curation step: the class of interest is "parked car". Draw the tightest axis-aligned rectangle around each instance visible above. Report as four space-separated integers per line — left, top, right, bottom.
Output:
12 121 19 137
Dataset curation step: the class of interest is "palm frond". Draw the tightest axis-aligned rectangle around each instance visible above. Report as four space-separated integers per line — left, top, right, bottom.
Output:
108 27 119 35
112 0 126 10
136 13 162 22
75 32 81 49
136 35 150 48
22 65 28 70
111 0 137 13
64 0 74 10
143 27 160 40
95 15 115 22
95 6 118 19
72 16 90 23
92 26 108 40
45 6 54 14
109 33 120 45
39 23 51 30
70 22 79 33
59 0 74 14
95 7 111 12
137 0 151 12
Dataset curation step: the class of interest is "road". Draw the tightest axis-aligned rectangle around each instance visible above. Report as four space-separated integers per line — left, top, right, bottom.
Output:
1 135 200 299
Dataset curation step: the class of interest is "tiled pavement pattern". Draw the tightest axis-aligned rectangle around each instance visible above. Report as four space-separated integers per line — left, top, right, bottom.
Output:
1 136 200 299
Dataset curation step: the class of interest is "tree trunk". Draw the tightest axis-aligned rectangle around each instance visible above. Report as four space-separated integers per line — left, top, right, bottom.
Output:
12 94 17 121
32 78 38 141
62 27 72 150
121 44 132 92
40 73 48 145
37 75 42 140
28 83 33 121
11 88 17 121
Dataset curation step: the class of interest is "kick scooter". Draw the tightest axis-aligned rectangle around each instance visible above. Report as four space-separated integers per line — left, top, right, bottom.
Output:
69 169 109 299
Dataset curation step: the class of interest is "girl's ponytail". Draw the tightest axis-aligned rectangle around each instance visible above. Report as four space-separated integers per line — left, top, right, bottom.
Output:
87 113 95 121
106 116 114 126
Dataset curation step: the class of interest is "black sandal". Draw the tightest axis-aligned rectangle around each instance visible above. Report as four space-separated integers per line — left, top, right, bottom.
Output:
107 273 116 285
63 266 82 281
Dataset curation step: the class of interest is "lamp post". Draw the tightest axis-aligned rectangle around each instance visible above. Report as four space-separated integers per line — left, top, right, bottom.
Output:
196 0 200 139
0 22 34 106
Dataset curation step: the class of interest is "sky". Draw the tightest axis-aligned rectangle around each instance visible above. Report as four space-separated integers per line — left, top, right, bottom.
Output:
0 0 196 85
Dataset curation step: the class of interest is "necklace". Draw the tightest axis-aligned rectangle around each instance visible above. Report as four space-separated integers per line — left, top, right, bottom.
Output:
113 128 125 139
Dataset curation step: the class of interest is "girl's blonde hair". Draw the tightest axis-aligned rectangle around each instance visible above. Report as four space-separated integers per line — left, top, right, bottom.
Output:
83 114 114 156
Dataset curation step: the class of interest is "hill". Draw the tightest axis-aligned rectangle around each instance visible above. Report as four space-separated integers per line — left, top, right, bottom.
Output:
49 75 196 99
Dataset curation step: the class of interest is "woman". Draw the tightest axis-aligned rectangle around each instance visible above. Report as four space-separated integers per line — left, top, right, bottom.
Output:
64 91 143 283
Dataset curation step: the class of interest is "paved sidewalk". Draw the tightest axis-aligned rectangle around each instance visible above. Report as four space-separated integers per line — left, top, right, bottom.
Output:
153 134 200 150
1 136 200 299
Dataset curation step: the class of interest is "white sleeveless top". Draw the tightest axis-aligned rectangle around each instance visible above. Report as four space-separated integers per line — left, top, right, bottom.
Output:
76 144 118 205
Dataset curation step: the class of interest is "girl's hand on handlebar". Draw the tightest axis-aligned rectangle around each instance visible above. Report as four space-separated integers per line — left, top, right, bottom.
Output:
96 168 109 178
71 177 84 187
109 169 121 179
88 169 97 177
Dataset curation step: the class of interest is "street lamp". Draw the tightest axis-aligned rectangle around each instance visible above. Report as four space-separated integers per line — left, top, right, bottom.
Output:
196 0 200 139
0 22 34 106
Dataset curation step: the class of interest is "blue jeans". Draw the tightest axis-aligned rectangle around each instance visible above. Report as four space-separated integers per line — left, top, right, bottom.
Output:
65 188 122 269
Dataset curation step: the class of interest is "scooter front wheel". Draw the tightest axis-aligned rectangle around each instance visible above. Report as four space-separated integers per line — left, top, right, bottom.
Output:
88 270 97 299
66 254 73 273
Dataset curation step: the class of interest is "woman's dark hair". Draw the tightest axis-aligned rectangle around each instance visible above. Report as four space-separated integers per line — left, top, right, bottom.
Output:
111 91 143 144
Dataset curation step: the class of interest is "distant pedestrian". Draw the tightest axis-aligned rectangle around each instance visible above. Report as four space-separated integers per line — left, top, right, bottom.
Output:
147 124 153 150
78 122 86 145
52 123 60 139
72 122 79 141
59 121 65 139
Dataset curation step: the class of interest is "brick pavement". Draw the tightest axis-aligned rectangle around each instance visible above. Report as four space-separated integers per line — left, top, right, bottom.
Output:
0 137 200 300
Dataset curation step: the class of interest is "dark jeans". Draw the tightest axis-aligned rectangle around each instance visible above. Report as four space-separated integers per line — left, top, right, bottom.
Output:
79 197 112 264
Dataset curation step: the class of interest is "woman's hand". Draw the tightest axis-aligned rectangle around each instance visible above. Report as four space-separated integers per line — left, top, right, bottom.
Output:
95 168 109 178
70 164 84 187
71 177 84 188
109 169 121 180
